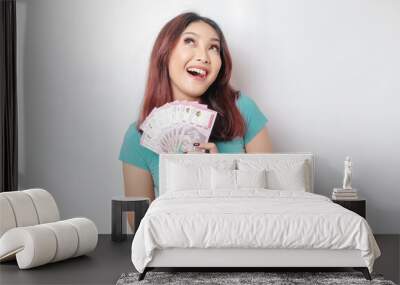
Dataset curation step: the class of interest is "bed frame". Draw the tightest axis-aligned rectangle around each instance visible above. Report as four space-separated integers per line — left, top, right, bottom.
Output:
138 153 371 281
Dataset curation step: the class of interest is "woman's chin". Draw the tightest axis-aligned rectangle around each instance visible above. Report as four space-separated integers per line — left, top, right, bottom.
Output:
182 91 205 99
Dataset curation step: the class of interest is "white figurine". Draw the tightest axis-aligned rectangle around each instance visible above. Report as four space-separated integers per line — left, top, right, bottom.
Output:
342 156 352 190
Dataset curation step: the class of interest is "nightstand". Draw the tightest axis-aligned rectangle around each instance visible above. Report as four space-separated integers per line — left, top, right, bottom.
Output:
332 198 366 219
111 196 150 242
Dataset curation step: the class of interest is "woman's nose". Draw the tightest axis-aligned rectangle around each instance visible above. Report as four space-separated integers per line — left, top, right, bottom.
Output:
197 58 210 64
195 49 210 64
196 57 209 64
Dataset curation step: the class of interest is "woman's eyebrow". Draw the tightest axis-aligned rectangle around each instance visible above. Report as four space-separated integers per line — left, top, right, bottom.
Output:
182 32 220 43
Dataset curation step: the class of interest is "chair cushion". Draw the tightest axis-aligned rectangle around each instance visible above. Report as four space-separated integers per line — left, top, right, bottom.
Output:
0 196 16 237
0 218 98 269
24 188 60 223
0 189 60 238
0 191 40 228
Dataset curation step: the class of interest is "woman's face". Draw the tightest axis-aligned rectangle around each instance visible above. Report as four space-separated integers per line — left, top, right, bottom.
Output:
168 21 222 101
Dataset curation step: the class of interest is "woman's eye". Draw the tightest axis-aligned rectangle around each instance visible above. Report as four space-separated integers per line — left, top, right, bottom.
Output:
210 45 220 52
184 38 219 52
184 38 194 44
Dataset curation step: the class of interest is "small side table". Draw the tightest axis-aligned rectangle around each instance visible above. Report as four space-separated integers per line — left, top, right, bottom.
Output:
332 198 366 219
111 196 150 242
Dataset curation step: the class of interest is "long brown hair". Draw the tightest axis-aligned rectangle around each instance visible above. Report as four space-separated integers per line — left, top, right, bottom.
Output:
137 12 246 142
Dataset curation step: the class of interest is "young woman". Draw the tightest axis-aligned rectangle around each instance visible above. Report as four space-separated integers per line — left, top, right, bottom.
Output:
119 12 272 227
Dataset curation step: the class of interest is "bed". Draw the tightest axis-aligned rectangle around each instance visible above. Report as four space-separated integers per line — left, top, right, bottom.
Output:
130 153 381 281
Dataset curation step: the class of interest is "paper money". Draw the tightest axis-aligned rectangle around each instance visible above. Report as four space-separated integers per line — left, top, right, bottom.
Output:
139 101 217 154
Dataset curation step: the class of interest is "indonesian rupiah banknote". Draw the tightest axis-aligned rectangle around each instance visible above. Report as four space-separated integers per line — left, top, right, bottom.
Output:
139 101 217 154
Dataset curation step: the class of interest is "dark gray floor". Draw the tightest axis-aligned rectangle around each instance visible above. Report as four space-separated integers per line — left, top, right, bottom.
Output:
0 234 399 285
0 235 134 285
374 235 400 284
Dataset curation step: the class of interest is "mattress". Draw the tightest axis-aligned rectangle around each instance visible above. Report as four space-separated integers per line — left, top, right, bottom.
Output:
131 189 381 273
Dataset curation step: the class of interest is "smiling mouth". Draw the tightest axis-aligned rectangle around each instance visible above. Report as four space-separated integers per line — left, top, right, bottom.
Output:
186 68 208 80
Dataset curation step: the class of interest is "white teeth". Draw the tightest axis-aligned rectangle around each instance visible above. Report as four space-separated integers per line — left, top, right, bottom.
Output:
187 67 206 76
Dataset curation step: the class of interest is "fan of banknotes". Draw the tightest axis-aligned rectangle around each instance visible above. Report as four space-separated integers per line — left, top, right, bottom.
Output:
139 101 217 154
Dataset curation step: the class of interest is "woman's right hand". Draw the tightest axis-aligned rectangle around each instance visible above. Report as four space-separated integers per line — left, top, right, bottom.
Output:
184 142 219 154
196 142 219 153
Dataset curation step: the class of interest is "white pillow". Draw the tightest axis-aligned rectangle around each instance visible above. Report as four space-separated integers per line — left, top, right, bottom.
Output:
211 168 268 190
167 162 211 191
237 159 308 191
266 164 306 191
211 168 236 190
236 169 268 188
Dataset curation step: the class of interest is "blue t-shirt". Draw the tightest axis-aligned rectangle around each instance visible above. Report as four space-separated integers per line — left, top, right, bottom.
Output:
119 92 268 197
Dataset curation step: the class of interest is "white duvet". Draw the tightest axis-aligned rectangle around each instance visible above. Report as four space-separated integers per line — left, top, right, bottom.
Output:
131 190 380 273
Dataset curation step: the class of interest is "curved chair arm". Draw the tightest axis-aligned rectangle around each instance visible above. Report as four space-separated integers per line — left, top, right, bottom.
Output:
0 218 98 269
0 188 60 237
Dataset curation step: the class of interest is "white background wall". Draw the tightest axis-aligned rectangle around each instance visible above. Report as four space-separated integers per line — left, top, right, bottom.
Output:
16 0 400 234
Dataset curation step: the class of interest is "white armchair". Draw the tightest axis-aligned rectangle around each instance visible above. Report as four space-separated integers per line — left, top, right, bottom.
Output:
0 188 98 269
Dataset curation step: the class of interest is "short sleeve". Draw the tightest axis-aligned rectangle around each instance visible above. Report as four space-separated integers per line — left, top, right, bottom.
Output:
119 122 149 171
236 93 268 145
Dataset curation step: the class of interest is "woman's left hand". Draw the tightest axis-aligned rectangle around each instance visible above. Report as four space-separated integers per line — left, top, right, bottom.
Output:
193 142 219 154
